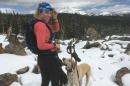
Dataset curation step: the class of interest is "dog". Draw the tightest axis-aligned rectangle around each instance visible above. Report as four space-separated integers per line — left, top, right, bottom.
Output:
62 58 91 86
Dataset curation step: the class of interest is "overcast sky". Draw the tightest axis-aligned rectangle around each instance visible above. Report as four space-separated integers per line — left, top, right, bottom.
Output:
0 0 130 14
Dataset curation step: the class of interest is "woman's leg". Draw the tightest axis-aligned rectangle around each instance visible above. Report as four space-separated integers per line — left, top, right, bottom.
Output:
38 53 67 86
60 69 68 85
48 57 60 86
40 69 50 86
49 57 67 86
38 55 50 86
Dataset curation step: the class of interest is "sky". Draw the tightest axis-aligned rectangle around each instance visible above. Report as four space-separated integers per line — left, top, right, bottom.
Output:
0 0 130 14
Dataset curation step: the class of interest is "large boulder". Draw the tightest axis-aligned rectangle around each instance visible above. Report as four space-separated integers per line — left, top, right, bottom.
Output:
83 42 101 49
0 73 18 86
115 67 130 86
4 34 26 56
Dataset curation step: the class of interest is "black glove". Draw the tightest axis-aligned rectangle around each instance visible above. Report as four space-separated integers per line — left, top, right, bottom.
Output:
71 52 81 62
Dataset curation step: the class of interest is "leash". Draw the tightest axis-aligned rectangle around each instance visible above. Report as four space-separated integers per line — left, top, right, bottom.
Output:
67 41 81 62
67 41 81 86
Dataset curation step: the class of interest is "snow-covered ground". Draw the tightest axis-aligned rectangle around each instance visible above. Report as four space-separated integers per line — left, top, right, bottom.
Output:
0 34 130 86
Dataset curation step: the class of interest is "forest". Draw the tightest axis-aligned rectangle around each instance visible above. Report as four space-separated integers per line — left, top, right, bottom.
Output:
0 12 130 40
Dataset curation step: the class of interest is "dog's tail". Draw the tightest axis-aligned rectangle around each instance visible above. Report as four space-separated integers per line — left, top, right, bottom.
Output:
86 68 96 86
86 69 90 86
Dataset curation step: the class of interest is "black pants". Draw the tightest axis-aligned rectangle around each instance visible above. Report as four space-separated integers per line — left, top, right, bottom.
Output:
38 53 67 86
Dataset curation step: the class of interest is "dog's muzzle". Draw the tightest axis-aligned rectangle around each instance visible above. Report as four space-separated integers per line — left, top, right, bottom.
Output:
66 67 73 72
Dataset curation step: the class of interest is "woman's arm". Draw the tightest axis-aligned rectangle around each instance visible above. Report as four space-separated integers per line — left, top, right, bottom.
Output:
50 20 60 33
50 9 60 33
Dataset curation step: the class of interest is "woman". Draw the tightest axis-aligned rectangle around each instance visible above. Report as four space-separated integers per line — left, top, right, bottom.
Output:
33 2 67 86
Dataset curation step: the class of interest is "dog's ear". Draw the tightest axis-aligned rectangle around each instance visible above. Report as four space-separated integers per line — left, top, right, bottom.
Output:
61 58 67 66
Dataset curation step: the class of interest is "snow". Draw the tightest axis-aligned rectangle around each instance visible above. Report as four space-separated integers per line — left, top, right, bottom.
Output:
0 8 16 14
0 34 130 86
56 7 87 15
19 73 41 86
122 74 130 86
100 12 111 16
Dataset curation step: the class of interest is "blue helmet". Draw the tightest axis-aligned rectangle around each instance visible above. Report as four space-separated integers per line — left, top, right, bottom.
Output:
37 2 53 13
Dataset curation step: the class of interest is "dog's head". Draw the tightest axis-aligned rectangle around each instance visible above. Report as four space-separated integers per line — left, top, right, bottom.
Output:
62 58 76 72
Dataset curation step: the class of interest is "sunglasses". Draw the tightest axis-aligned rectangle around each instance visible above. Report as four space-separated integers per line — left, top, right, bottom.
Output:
38 8 53 13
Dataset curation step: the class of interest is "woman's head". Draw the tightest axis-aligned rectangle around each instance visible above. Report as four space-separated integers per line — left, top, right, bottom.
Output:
34 2 53 22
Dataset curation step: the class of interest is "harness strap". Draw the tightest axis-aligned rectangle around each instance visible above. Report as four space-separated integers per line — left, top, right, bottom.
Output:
70 56 80 86
67 41 81 85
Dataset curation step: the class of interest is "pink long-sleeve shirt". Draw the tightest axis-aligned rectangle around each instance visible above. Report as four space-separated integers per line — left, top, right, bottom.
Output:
34 21 60 51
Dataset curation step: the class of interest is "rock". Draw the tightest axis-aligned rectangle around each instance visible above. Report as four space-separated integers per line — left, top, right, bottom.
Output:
108 54 114 57
74 38 80 44
115 67 130 86
4 44 26 56
0 73 18 86
32 65 40 74
125 43 130 55
16 66 29 74
111 37 130 41
118 37 130 41
100 44 112 51
83 42 101 49
4 34 26 56
0 43 4 54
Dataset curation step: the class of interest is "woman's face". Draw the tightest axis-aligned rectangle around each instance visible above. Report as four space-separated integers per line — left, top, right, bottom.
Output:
41 11 52 22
